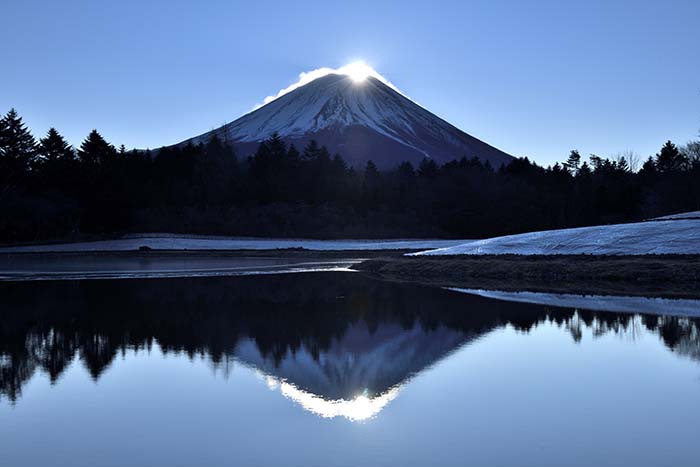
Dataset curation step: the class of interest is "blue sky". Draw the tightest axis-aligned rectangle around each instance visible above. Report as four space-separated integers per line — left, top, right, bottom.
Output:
2 0 699 166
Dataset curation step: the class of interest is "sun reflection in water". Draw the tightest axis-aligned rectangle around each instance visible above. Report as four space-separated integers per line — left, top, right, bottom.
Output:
263 375 401 422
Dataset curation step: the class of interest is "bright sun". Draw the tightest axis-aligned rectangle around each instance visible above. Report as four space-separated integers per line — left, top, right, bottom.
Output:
257 60 404 108
339 61 375 83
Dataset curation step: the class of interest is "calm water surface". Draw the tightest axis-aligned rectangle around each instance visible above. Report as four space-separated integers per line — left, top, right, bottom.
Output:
1 273 699 466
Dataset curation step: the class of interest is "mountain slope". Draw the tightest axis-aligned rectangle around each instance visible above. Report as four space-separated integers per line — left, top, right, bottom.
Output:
182 73 513 168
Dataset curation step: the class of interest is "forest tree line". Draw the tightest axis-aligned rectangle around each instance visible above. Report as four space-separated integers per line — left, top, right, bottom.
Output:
2 273 697 402
1 108 699 242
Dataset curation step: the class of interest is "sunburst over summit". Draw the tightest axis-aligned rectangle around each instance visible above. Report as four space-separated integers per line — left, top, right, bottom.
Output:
339 61 375 83
257 61 401 108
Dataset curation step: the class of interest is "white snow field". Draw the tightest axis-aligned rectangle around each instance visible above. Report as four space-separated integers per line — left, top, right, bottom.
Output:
411 218 700 256
451 288 700 318
0 234 466 254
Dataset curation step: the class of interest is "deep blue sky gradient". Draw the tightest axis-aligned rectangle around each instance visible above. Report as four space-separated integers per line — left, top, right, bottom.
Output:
2 0 699 166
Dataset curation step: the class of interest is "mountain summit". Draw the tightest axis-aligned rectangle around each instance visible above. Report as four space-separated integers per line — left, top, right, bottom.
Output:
182 73 513 168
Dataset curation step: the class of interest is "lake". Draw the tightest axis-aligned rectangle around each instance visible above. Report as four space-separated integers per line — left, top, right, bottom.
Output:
1 272 699 466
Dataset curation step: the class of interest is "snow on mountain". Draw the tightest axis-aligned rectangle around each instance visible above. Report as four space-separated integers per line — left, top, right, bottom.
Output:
231 320 471 420
411 217 700 256
182 73 513 168
233 321 468 401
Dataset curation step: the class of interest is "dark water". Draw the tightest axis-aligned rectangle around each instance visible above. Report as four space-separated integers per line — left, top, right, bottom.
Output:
1 273 699 467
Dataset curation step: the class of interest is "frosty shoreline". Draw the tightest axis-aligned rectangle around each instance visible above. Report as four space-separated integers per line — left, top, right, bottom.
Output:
451 288 700 317
0 235 466 254
0 256 363 281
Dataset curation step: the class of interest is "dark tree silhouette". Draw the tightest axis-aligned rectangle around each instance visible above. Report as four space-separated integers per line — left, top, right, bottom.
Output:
78 129 116 169
0 109 36 173
0 109 36 200
37 128 74 165
418 157 438 178
2 108 700 242
655 140 686 172
564 150 581 174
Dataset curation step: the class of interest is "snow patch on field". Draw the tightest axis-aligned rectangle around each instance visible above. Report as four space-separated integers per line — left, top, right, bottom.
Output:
411 219 700 256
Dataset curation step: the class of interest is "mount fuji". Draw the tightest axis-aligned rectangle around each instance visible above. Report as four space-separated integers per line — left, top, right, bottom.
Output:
179 70 513 168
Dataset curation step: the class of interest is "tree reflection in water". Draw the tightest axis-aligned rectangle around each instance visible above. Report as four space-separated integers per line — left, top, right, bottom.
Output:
1 273 698 409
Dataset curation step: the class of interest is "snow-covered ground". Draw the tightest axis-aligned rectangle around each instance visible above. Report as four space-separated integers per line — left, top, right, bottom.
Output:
451 288 700 318
0 234 466 253
412 218 700 256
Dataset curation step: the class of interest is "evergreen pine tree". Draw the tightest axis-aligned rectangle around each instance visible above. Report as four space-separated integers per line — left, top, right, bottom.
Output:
363 160 381 196
303 140 321 161
655 140 686 172
0 108 37 174
639 156 657 175
78 129 115 168
266 132 287 160
332 153 348 173
37 128 75 165
205 135 226 160
589 154 604 171
317 145 332 164
35 128 77 192
616 156 629 172
564 150 581 174
197 135 237 205
397 161 415 178
0 112 6 146
577 161 592 177
418 158 438 178
287 144 301 163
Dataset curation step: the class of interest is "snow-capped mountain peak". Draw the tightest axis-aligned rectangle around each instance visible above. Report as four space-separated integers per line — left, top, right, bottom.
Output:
229 74 416 142
182 69 513 168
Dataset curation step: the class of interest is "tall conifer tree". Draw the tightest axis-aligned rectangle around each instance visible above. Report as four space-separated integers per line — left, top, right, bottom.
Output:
78 129 115 168
0 108 37 174
37 128 74 164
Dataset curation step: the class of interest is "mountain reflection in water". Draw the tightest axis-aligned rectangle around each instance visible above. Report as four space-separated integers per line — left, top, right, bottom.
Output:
1 273 699 420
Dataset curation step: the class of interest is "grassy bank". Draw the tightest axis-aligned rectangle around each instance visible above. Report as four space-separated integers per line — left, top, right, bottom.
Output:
355 255 700 298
